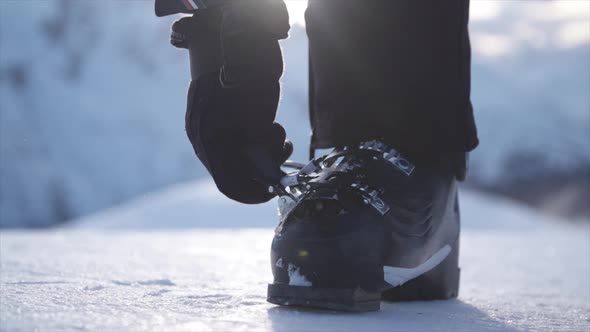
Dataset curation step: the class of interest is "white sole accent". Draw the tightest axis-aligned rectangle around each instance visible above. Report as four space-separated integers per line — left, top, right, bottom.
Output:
383 245 452 287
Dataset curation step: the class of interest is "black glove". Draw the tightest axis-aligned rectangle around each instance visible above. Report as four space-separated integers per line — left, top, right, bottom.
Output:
218 0 290 86
173 2 292 204
185 73 292 204
170 19 191 49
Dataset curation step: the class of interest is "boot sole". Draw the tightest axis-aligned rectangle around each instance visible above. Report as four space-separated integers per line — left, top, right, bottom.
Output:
267 283 381 312
267 238 460 311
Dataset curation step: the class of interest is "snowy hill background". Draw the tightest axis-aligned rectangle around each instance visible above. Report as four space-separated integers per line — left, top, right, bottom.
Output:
1 0 589 227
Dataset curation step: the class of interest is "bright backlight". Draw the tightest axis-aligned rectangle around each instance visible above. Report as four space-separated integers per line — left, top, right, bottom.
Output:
285 0 307 25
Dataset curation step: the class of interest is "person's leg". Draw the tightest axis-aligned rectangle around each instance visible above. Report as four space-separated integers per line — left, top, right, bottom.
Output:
269 1 470 311
305 0 478 164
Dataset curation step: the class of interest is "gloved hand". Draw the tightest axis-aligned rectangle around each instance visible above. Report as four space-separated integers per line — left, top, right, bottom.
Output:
172 2 292 204
185 72 292 204
170 17 192 49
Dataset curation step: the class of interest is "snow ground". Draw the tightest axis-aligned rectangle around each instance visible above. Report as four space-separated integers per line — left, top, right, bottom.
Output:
1 180 589 331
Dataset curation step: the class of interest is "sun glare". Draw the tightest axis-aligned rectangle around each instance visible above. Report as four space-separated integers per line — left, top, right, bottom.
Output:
285 0 307 25
470 0 501 21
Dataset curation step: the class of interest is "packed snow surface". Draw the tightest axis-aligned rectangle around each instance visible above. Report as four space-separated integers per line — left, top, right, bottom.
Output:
1 179 589 331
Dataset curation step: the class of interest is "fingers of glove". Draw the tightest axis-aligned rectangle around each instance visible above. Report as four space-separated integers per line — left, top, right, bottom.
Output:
238 122 287 185
198 124 285 202
170 17 192 48
171 33 188 48
215 123 287 188
171 17 193 35
281 140 294 164
204 140 277 204
186 113 278 204
242 144 283 186
171 11 221 50
172 16 197 34
267 122 289 164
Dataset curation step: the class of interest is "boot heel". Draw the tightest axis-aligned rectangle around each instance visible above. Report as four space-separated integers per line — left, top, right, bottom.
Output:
381 238 460 301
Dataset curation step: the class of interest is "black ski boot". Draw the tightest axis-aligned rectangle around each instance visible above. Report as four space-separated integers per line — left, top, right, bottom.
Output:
267 140 464 312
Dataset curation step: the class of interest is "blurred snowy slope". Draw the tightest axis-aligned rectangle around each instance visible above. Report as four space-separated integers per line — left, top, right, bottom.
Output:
1 1 197 226
467 1 590 218
1 0 589 227
73 178 545 230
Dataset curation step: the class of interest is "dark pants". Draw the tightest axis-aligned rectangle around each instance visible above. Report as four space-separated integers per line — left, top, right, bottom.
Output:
305 0 478 163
